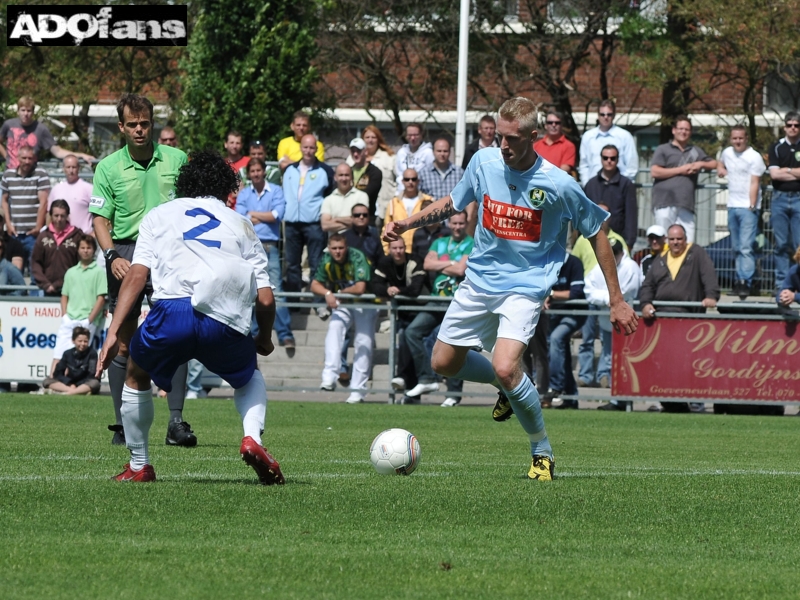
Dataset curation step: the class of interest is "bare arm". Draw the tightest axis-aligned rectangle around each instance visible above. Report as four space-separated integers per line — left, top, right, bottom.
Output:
60 295 68 318
749 174 760 209
34 189 48 233
320 213 351 232
339 281 367 295
383 196 457 242
1 192 14 235
88 294 105 324
97 264 148 375
248 210 277 223
588 228 638 335
651 164 692 179
768 167 800 182
93 215 130 281
253 286 276 356
49 145 95 164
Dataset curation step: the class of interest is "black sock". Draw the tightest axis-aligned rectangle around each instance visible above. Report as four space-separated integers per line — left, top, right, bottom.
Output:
168 362 188 422
109 355 128 425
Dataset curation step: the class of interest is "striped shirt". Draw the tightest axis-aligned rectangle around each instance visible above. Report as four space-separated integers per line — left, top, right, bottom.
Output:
1 167 51 230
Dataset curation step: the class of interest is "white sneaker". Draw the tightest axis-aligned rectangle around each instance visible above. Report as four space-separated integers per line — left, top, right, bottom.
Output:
440 397 460 407
185 390 199 400
390 377 406 391
319 381 336 392
405 382 439 398
316 306 331 320
345 392 364 404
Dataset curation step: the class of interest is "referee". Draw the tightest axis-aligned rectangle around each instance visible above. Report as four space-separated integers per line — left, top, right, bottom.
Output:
90 94 197 447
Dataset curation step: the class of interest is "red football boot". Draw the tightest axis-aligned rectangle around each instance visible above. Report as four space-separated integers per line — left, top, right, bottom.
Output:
113 463 156 482
240 437 285 485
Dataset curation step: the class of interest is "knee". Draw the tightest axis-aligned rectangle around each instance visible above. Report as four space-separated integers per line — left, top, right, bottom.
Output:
492 359 518 389
431 348 457 377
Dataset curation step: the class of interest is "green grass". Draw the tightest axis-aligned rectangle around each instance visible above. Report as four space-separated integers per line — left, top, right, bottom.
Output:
1 394 798 599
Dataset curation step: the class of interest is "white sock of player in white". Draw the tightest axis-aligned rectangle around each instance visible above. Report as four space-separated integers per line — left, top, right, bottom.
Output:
121 385 154 471
234 370 267 446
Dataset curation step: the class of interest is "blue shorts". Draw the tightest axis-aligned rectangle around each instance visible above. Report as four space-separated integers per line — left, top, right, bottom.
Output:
129 298 257 392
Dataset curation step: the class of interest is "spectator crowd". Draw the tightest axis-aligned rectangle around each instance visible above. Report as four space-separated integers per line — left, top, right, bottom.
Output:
3 95 800 410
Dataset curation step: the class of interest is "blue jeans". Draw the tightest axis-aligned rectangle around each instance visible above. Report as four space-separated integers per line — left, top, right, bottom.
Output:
577 311 598 384
263 242 293 342
283 222 326 293
728 207 759 284
770 191 800 287
186 359 204 394
548 315 581 395
597 320 612 383
405 307 441 384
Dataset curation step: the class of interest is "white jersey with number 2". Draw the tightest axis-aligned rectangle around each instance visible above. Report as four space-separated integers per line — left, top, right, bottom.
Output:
132 196 272 335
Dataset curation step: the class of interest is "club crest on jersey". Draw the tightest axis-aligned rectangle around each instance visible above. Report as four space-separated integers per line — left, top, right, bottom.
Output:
529 188 546 208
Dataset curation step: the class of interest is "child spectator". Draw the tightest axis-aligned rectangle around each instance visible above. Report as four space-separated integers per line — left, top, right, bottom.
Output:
42 326 101 395
50 234 107 375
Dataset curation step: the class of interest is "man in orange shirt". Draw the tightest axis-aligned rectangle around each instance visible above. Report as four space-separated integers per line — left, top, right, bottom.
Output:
533 110 576 174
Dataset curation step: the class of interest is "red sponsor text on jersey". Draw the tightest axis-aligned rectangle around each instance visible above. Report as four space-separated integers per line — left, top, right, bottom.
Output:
481 194 542 241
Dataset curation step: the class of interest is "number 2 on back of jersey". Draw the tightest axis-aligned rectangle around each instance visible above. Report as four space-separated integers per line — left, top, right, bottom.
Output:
183 208 221 248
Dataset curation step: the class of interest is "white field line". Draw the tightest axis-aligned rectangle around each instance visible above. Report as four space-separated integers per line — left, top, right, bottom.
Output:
2 467 800 482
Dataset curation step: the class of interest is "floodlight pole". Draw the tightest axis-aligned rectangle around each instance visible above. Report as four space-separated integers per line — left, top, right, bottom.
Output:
455 0 470 167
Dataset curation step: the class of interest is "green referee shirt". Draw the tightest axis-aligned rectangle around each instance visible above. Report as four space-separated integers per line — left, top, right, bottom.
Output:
89 143 187 240
61 260 108 323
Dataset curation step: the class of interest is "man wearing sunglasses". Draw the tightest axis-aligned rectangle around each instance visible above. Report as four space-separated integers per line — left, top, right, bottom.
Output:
768 113 800 289
583 144 637 249
578 100 638 187
533 110 576 174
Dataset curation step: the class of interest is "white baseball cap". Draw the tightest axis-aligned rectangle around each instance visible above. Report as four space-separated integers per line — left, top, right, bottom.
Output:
349 138 366 150
646 225 667 238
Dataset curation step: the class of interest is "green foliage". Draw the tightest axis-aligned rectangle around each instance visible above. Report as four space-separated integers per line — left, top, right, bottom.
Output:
2 395 800 598
177 0 321 156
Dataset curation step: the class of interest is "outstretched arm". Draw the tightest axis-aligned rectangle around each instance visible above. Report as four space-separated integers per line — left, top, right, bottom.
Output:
588 229 639 335
382 196 457 242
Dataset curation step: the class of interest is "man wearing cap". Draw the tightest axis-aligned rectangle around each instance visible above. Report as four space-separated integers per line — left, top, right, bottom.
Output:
346 138 382 223
639 225 667 277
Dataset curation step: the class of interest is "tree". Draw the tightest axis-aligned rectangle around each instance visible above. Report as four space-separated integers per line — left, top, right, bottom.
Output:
620 0 800 142
177 0 321 155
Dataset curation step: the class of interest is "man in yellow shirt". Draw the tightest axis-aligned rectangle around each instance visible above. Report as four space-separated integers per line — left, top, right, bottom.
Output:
277 111 324 171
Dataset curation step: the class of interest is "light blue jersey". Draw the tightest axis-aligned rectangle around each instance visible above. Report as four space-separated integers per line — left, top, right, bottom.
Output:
450 148 609 297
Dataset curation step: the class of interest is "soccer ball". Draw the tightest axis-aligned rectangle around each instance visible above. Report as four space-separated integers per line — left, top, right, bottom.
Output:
369 428 421 475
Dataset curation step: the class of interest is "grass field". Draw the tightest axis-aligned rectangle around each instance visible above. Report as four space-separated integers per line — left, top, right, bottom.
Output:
1 393 798 599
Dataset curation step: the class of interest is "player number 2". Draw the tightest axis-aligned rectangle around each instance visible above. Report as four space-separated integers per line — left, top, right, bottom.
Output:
183 208 222 248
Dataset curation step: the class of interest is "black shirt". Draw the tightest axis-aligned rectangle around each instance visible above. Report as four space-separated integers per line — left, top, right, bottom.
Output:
344 226 384 266
768 138 800 193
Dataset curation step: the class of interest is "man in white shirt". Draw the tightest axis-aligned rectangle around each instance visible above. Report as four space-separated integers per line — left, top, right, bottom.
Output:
97 150 284 486
584 237 642 410
578 100 639 186
395 123 434 195
321 163 369 234
48 155 94 234
717 125 766 298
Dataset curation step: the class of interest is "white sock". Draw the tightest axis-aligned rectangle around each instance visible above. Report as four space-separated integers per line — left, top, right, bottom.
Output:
234 370 267 445
121 384 154 470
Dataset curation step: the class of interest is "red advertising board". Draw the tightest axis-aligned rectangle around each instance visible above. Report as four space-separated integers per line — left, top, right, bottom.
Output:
612 318 800 403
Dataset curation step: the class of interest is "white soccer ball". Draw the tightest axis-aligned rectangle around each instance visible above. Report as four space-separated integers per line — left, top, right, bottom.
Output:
369 428 421 475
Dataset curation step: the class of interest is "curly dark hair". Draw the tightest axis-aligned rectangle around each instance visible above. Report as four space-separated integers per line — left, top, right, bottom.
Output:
174 150 240 201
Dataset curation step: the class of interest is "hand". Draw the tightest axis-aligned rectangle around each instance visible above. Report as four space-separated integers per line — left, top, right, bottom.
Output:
110 256 131 281
716 164 727 178
6 222 16 236
609 300 639 335
250 214 260 225
97 331 120 377
26 227 39 236
382 221 407 243
778 289 795 306
641 303 656 320
325 292 339 309
684 163 699 175
255 332 274 356
45 284 56 294
701 298 717 308
543 296 551 310
387 286 401 298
